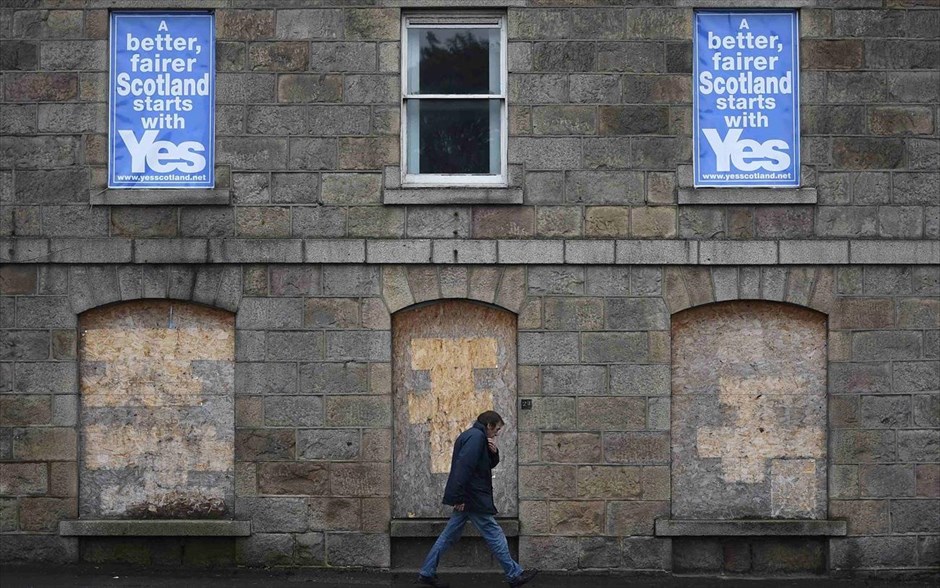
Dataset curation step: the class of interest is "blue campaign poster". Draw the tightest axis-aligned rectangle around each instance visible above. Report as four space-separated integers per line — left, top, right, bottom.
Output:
693 11 800 188
109 12 214 189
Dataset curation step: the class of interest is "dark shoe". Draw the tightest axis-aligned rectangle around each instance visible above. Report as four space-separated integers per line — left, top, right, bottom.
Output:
508 568 539 587
416 574 450 588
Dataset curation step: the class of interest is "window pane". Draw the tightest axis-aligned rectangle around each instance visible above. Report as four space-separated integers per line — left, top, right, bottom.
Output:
406 99 501 175
407 27 500 95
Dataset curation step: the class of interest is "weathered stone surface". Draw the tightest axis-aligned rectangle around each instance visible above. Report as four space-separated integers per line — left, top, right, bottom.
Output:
606 298 668 330
608 501 669 536
0 395 51 426
325 396 390 427
308 498 358 532
541 365 606 397
541 432 601 464
566 171 644 205
896 362 940 395
853 331 922 361
288 138 338 170
585 207 629 238
235 429 295 462
833 430 896 464
890 500 940 534
236 533 293 566
0 534 78 564
898 299 940 330
538 207 582 238
860 396 911 429
577 396 646 431
297 430 359 461
860 464 914 498
277 74 343 103
5 72 78 102
299 362 368 396
0 331 49 361
575 536 619 569
631 206 677 238
519 464 576 500
331 463 390 498
13 362 77 394
218 10 275 41
248 42 308 71
236 362 297 396
326 533 389 567
581 333 647 364
578 466 642 500
519 535 579 570
898 430 940 462
549 500 604 535
256 465 328 498
264 396 323 427
830 536 918 569
604 433 670 465
829 363 891 395
0 462 48 495
472 207 535 239
519 332 579 365
832 298 895 330
544 298 604 331
622 537 671 571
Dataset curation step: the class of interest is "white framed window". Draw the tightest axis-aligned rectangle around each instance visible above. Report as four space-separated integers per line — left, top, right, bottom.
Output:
401 13 507 187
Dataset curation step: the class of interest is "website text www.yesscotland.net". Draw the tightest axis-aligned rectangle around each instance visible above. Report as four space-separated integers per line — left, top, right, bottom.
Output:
701 172 793 180
115 174 208 182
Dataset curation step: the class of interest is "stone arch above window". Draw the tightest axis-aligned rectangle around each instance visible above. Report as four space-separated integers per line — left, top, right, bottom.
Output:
662 267 835 317
380 265 526 315
671 300 828 520
68 266 242 315
78 300 236 519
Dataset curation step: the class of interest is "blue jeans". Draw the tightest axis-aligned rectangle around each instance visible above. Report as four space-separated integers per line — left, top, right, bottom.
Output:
419 510 524 582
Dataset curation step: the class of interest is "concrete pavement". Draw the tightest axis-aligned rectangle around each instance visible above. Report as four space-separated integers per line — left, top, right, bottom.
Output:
1 567 938 588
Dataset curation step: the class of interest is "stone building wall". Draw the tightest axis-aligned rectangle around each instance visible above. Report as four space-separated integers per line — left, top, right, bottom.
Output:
1 0 938 577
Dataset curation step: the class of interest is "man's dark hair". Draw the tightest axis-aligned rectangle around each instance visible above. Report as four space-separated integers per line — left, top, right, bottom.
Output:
477 410 504 427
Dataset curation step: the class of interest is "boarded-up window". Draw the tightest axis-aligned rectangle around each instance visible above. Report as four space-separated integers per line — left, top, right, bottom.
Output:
79 301 235 519
393 300 517 518
672 301 827 520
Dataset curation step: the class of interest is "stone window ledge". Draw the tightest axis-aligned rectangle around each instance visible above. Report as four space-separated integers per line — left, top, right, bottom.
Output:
383 165 523 205
59 520 251 537
655 519 846 537
391 518 519 537
91 189 231 206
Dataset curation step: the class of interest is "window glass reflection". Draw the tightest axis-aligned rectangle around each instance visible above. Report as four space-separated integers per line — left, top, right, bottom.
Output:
408 28 500 94
406 99 501 175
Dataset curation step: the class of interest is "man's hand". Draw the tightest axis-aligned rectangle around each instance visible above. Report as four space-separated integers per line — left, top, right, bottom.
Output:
454 503 465 512
487 439 498 454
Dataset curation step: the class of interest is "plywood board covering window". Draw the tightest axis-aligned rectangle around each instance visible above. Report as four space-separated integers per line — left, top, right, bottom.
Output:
671 301 827 520
78 300 235 519
392 300 517 518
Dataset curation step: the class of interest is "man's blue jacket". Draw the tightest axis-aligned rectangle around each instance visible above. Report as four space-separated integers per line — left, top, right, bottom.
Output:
441 420 500 514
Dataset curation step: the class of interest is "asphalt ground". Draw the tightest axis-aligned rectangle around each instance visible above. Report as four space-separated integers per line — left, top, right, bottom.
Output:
1 567 938 588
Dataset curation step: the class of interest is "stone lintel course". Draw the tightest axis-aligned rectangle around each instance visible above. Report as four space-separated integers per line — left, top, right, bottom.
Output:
4 239 940 265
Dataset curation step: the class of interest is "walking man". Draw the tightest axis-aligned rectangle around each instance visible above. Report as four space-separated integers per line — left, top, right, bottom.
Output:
417 410 538 588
